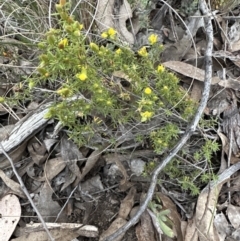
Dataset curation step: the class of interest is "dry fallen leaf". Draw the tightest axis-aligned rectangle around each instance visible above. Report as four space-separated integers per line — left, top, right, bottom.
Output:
195 185 221 241
194 162 240 241
227 204 240 229
118 186 136 219
0 125 15 141
162 61 221 84
27 140 47 165
214 212 231 241
11 229 80 241
183 218 198 241
136 210 156 241
0 170 26 199
100 187 136 241
36 182 67 222
99 217 127 241
0 194 21 241
74 145 107 187
37 157 66 182
13 222 98 240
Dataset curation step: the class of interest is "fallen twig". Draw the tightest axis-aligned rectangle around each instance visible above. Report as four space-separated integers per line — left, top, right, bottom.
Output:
102 0 213 240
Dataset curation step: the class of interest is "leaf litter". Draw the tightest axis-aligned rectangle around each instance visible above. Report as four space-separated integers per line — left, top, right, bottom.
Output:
1 0 240 240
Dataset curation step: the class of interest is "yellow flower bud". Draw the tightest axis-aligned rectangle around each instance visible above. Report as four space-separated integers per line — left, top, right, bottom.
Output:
38 42 45 49
55 4 63 12
59 0 66 6
115 48 122 54
90 42 99 52
0 97 5 103
37 67 47 75
64 25 73 33
73 30 80 36
101 32 108 39
47 35 56 45
28 81 35 90
56 87 72 97
157 65 165 73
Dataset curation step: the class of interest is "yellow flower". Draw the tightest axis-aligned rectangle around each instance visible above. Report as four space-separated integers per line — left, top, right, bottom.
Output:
140 111 154 122
101 32 108 38
58 38 68 49
108 28 117 39
144 87 152 95
115 48 122 54
138 46 148 57
90 42 99 52
101 28 117 39
76 68 87 81
148 34 158 45
157 65 165 73
77 73 87 81
47 35 56 45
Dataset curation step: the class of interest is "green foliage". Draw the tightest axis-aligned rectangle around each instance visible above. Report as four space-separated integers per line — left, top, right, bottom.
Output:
150 123 179 154
5 0 195 147
163 139 219 196
4 0 219 196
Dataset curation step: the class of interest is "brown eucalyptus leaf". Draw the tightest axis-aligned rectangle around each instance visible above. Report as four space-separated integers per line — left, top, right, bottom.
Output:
61 135 83 179
227 204 240 229
38 157 66 182
214 212 231 241
28 141 47 165
36 182 67 222
0 125 15 141
74 145 107 187
190 81 203 102
163 61 220 84
193 162 240 241
99 217 127 241
0 142 27 169
136 211 155 241
118 187 136 219
14 222 98 239
195 186 221 241
183 219 198 241
0 170 25 199
11 229 79 241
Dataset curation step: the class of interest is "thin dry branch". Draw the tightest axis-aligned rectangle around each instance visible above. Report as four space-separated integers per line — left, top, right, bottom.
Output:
102 0 214 240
